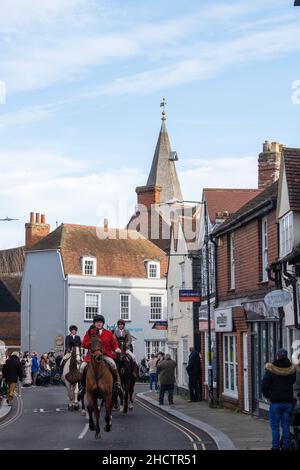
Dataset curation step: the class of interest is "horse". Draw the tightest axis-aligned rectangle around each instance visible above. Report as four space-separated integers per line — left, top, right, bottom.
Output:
86 332 114 439
116 337 138 414
61 346 85 414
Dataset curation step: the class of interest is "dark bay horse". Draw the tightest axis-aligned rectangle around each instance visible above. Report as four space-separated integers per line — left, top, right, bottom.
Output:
86 332 114 439
116 337 138 414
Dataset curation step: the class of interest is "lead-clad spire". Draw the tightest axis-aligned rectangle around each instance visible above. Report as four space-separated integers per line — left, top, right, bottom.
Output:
146 100 183 203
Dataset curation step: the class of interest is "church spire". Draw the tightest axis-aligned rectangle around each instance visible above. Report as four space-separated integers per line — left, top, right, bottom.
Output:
146 99 183 203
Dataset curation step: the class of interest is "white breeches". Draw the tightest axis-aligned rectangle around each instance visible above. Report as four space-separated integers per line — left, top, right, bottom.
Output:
80 356 116 373
126 350 136 362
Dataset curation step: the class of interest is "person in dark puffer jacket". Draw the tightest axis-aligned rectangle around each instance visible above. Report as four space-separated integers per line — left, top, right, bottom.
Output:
262 348 296 450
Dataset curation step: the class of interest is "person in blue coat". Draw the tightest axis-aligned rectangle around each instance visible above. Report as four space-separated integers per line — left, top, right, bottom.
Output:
31 352 39 386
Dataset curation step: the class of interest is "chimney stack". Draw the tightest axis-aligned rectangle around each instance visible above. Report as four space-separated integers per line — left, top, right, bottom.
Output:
104 218 108 232
25 212 50 248
258 141 283 190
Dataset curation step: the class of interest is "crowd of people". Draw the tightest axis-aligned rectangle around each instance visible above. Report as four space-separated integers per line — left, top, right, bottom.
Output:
0 350 63 406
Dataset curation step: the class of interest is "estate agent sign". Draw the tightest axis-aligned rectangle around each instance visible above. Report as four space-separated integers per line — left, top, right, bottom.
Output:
215 308 233 332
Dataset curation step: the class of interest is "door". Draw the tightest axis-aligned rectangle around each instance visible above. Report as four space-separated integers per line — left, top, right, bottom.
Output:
243 333 249 412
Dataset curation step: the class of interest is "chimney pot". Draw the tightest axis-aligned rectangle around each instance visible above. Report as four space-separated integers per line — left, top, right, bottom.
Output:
104 218 108 231
35 213 40 223
41 214 45 224
30 212 34 223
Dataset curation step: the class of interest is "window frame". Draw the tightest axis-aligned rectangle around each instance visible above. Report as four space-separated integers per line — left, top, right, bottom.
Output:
84 292 101 321
179 261 186 289
280 212 294 257
223 333 238 398
120 293 131 321
147 261 160 279
261 216 268 282
145 340 166 359
82 256 97 276
229 233 235 290
149 294 163 321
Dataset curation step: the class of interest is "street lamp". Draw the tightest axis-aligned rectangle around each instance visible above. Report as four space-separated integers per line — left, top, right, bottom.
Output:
158 198 215 407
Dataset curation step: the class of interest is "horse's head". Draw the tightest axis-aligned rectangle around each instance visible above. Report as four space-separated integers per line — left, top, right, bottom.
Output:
118 336 127 353
74 346 81 365
89 331 103 363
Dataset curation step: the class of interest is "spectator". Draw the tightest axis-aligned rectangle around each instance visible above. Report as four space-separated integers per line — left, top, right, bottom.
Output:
31 352 39 387
157 354 176 406
186 347 201 402
48 351 56 385
148 354 158 392
2 352 23 406
262 348 296 450
22 352 32 387
39 354 51 386
139 358 149 382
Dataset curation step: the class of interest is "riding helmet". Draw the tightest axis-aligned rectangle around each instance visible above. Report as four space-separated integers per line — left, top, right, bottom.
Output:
69 325 78 332
93 314 105 324
117 319 125 326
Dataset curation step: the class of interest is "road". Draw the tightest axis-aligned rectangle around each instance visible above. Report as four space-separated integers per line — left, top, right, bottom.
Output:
0 384 217 450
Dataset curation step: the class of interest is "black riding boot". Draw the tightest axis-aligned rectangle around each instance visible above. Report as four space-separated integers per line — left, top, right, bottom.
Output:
112 368 121 392
78 366 87 399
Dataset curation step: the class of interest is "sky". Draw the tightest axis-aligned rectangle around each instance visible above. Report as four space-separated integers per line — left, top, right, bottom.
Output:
0 0 300 248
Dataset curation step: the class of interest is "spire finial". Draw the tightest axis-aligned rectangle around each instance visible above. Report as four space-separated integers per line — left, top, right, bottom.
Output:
160 97 167 121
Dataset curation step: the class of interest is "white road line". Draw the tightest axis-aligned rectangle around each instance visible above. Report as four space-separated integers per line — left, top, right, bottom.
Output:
56 408 60 412
78 423 89 440
40 408 44 413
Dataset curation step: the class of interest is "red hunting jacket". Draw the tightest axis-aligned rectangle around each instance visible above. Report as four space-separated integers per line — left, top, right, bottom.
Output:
82 328 119 363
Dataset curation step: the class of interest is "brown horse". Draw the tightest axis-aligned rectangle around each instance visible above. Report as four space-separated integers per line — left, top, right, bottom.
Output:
116 337 138 414
86 332 114 439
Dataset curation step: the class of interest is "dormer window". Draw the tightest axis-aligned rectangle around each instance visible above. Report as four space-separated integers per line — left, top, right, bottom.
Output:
146 261 160 279
280 212 293 257
82 257 97 276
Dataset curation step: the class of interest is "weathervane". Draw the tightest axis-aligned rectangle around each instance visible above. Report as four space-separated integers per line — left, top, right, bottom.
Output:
160 97 167 120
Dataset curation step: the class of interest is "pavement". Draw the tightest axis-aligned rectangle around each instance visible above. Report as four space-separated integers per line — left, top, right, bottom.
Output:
137 390 272 450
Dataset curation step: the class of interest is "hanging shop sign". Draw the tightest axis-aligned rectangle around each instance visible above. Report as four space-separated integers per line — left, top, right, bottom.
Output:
215 308 233 332
264 289 292 308
179 289 201 302
152 321 168 330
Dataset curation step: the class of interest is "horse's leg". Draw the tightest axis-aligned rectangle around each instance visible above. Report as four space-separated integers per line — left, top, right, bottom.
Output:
74 383 80 411
86 392 95 431
81 392 86 416
93 396 101 439
124 386 129 414
66 382 73 410
104 393 113 432
119 388 125 414
129 380 134 410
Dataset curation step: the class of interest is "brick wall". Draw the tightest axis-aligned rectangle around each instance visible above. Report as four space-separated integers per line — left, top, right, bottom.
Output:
0 312 20 346
216 208 277 301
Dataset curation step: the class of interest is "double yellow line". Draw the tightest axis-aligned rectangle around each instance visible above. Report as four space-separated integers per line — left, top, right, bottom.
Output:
136 398 205 451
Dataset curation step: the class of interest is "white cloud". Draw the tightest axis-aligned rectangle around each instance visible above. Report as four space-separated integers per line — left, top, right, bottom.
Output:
179 156 258 202
0 149 145 248
0 150 259 249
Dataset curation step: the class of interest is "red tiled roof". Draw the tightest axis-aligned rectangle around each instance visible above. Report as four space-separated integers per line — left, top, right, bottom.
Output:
0 247 25 274
213 181 278 236
203 188 261 224
283 147 300 212
29 224 168 278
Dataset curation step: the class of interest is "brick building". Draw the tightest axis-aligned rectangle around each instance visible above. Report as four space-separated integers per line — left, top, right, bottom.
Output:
209 141 286 417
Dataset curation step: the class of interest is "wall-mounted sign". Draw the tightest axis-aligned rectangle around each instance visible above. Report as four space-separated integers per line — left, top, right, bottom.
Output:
179 289 201 302
215 309 233 332
54 335 64 351
264 289 292 308
152 321 168 330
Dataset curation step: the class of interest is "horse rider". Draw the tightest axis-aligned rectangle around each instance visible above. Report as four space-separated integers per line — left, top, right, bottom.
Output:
60 325 81 373
79 314 122 395
114 319 137 365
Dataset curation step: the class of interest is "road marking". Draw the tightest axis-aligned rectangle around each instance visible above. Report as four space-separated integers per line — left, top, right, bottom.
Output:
40 408 44 413
0 396 23 431
56 408 60 412
136 398 206 450
63 448 71 450
78 423 89 440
